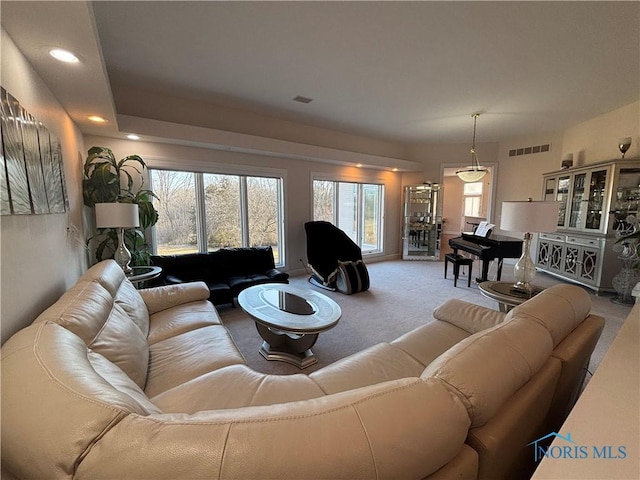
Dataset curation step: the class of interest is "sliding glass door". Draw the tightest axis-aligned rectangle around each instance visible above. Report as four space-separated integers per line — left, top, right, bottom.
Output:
312 179 384 254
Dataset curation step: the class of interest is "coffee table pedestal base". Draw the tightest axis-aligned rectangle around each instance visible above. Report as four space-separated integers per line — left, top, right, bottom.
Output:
259 341 317 369
256 323 319 369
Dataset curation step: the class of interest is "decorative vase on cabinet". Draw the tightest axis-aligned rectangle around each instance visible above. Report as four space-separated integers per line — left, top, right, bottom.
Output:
402 183 442 260
611 257 640 305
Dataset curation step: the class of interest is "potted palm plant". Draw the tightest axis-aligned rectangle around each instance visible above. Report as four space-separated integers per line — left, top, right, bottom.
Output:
83 146 159 266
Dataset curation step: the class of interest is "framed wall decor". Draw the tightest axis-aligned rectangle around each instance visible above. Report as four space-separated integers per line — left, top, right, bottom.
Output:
0 86 68 215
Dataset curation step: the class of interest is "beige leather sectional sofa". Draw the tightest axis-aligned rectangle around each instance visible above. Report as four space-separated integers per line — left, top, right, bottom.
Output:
1 260 604 479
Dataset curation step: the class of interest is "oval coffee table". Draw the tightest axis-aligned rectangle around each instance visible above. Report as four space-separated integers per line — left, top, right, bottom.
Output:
238 283 342 369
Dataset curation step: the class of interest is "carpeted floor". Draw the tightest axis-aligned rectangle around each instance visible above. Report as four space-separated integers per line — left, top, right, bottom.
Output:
219 259 633 381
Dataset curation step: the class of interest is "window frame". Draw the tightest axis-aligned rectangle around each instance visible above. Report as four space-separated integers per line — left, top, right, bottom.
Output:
148 163 286 266
311 175 385 255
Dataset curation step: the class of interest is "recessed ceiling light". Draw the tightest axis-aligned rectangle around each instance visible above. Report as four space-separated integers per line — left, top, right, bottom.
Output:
49 48 80 63
126 134 140 140
87 115 107 123
356 163 363 168
392 168 399 172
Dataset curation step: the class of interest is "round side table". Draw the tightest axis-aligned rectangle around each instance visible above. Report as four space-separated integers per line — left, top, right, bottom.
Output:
479 281 544 312
127 266 162 288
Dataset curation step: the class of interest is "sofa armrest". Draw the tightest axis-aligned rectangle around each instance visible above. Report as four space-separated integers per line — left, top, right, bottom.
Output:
139 282 210 315
265 268 289 282
433 299 506 334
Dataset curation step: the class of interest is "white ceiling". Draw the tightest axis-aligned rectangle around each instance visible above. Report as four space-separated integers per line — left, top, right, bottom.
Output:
2 1 639 145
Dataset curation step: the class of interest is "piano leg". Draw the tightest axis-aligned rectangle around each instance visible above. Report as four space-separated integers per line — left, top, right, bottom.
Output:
479 260 490 283
479 258 504 282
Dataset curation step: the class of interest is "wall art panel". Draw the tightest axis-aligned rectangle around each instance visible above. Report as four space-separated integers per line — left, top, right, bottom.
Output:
1 88 32 214
0 122 11 215
21 109 48 214
48 136 68 212
0 86 67 215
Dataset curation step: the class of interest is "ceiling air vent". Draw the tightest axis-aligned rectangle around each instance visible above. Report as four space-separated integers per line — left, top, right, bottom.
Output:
509 143 551 157
293 95 314 104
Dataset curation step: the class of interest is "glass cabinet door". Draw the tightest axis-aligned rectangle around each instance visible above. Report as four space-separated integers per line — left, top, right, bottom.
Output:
568 173 586 228
584 169 608 231
402 184 441 260
544 177 556 201
556 175 571 228
612 168 640 235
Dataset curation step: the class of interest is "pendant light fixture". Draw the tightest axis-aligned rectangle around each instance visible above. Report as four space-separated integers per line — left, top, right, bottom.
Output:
456 113 488 182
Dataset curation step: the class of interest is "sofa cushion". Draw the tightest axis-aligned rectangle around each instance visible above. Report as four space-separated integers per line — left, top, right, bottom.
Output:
150 364 327 413
222 246 276 276
309 343 426 394
32 279 150 389
90 302 150 388
145 325 246 397
147 300 222 344
228 274 271 294
423 317 553 428
88 351 163 415
206 281 233 299
391 321 471 367
86 260 150 336
138 281 210 315
433 298 506 334
505 283 592 347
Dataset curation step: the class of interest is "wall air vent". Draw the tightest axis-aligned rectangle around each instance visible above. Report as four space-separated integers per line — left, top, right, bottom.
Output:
509 143 550 157
293 95 314 104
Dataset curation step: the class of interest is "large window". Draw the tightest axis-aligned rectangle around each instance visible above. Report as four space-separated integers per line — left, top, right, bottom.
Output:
151 169 284 264
463 181 483 217
313 179 384 253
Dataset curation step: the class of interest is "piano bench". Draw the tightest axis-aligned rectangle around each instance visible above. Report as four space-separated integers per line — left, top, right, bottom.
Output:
444 253 473 287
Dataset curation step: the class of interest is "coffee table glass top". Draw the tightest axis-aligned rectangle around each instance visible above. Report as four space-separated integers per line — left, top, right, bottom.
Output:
238 284 341 334
263 289 316 315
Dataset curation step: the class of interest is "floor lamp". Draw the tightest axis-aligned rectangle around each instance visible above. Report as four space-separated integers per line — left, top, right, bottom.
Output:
95 202 140 275
500 199 559 293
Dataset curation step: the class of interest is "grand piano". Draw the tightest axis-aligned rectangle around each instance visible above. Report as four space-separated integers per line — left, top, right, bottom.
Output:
449 232 523 282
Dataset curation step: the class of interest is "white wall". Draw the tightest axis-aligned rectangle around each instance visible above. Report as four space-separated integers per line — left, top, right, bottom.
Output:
83 135 403 275
561 101 640 166
1 29 87 344
492 131 564 233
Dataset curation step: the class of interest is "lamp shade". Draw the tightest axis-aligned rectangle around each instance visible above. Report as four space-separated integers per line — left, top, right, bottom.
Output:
95 202 140 228
500 200 559 233
456 167 488 182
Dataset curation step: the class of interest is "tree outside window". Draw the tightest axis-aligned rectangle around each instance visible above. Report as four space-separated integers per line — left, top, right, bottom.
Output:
151 169 284 264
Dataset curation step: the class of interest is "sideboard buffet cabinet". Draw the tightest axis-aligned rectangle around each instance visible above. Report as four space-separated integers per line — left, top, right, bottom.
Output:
536 158 640 293
402 183 442 260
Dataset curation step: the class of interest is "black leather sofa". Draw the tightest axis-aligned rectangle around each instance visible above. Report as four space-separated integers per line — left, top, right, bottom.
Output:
149 246 289 306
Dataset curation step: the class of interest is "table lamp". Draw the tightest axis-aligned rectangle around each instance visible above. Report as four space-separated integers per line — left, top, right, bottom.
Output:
95 202 140 274
500 199 559 293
